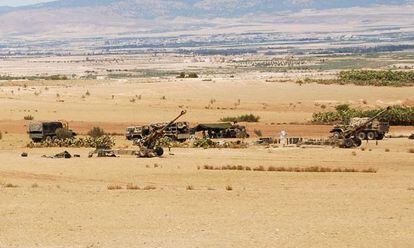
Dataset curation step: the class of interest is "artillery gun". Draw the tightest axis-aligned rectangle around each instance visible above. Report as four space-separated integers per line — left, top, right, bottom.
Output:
135 110 187 157
334 107 391 148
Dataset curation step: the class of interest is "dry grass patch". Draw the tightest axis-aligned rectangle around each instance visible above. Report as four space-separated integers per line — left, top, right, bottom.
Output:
186 185 194 190
107 184 123 190
143 185 156 191
126 183 140 190
225 185 233 191
408 148 414 153
31 183 39 188
202 165 377 173
4 183 18 188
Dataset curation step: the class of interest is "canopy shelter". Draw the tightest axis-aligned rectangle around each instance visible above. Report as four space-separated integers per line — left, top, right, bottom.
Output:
192 123 234 132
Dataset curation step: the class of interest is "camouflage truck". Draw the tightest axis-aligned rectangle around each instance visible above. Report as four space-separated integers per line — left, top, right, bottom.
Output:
28 121 76 142
192 123 250 139
330 117 389 140
126 122 190 142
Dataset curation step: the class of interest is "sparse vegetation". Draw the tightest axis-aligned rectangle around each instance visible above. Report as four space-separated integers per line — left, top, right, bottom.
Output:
186 185 194 190
306 70 414 87
4 183 18 188
24 115 34 121
126 183 140 190
220 114 260 123
0 131 2 140
143 185 156 191
0 74 68 81
107 184 123 190
225 185 233 191
177 72 199 78
408 148 414 153
338 70 414 87
87 127 106 139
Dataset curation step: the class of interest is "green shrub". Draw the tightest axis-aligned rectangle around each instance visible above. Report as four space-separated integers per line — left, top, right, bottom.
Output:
220 114 260 123
337 70 414 86
87 127 106 139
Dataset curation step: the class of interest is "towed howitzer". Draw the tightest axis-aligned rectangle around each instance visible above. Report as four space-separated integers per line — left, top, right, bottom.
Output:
136 110 187 157
336 107 391 148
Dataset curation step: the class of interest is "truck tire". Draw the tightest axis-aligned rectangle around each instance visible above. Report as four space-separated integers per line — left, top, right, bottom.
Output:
367 132 376 140
376 133 385 140
357 132 366 140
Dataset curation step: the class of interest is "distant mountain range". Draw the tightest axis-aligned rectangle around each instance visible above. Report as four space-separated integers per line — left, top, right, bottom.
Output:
0 0 412 39
1 0 410 18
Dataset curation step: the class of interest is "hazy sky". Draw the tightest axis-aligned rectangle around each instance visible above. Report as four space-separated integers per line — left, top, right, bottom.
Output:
0 0 52 6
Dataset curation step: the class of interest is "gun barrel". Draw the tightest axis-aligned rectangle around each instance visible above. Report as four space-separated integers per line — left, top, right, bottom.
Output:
139 110 187 148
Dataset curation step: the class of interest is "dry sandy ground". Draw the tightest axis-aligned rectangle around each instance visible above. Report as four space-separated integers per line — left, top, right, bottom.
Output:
1 79 414 247
0 139 414 247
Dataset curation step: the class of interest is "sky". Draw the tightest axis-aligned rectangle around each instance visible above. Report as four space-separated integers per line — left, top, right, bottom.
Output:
0 0 52 6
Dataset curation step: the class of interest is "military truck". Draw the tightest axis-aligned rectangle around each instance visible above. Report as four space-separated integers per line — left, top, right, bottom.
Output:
126 122 190 142
333 107 391 148
28 121 76 142
330 117 389 140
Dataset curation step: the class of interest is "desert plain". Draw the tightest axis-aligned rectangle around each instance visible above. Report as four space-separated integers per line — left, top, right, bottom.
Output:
0 54 413 248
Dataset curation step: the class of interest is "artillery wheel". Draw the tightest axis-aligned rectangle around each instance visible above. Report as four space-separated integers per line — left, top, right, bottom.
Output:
367 131 376 140
343 138 354 148
357 132 366 140
352 138 362 147
154 147 164 157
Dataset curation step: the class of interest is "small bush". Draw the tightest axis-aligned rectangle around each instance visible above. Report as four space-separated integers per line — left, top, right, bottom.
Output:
24 115 34 120
4 183 18 188
220 114 260 123
107 184 122 190
186 185 194 190
0 131 2 140
385 148 390 152
177 72 186 78
126 183 140 190
87 127 106 139
225 185 233 191
408 148 414 153
188 72 199 78
143 185 156 191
